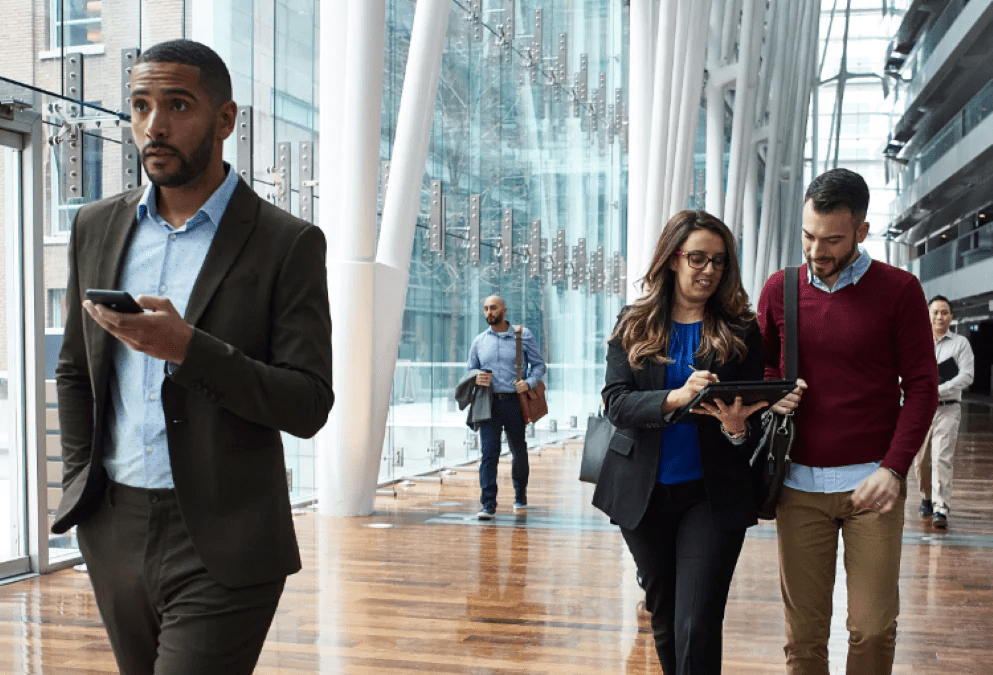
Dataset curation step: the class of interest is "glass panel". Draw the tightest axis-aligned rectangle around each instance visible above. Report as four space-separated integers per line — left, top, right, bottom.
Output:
378 1 626 487
0 138 30 577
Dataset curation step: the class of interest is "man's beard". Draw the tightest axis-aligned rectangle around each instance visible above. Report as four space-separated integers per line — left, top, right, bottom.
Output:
485 313 504 325
807 239 859 282
141 129 214 188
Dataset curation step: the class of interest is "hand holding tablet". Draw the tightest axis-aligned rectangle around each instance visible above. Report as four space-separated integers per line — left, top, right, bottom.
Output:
692 380 798 407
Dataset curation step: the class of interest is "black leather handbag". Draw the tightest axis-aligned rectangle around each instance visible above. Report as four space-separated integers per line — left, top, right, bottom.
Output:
750 265 799 520
580 409 615 483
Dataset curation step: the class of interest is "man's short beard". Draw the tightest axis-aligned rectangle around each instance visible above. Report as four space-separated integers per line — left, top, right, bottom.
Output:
142 128 215 189
485 314 503 325
807 238 859 281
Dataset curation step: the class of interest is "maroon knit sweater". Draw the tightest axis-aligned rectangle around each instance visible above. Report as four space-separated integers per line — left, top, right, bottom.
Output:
757 261 938 476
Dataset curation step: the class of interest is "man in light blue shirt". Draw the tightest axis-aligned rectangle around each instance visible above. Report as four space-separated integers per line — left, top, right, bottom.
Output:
53 40 333 675
466 295 545 519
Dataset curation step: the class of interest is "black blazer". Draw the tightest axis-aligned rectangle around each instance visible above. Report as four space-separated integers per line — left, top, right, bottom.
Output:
592 317 763 532
52 177 334 588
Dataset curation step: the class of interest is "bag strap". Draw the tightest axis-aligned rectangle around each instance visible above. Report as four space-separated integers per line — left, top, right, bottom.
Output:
784 266 799 380
514 324 524 381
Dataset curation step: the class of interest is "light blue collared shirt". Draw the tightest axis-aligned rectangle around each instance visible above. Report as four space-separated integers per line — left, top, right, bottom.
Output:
787 245 880 493
103 166 240 489
467 323 546 393
806 244 871 293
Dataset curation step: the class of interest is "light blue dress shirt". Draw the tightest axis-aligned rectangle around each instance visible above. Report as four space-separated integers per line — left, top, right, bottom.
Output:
786 245 880 493
466 323 546 393
103 166 239 489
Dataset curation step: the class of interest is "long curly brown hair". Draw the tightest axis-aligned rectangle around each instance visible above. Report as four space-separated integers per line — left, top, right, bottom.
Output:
613 210 754 369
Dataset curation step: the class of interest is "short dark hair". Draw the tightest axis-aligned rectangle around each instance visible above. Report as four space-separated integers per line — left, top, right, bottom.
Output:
135 39 232 109
929 295 953 316
804 168 870 222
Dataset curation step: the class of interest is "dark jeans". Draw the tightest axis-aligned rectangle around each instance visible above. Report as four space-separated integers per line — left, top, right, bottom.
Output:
620 480 746 675
478 393 529 509
77 482 285 675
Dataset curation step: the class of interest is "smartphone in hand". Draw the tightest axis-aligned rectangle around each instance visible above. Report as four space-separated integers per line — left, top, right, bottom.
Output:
85 289 143 314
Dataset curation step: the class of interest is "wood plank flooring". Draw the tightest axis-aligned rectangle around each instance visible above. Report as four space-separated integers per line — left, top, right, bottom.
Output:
2 402 993 673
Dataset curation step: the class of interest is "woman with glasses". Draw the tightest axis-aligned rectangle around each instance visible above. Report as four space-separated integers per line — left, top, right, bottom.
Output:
592 209 767 674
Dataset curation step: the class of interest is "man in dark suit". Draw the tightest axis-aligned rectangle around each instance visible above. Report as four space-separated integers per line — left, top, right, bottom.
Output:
51 39 334 675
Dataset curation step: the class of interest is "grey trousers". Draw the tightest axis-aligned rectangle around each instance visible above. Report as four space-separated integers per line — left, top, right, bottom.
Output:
77 482 285 675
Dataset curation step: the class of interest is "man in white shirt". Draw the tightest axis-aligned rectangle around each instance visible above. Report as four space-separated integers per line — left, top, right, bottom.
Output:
914 295 975 529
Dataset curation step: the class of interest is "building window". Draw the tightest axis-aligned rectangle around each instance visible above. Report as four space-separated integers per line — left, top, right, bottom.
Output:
47 289 67 329
52 127 104 236
51 0 102 49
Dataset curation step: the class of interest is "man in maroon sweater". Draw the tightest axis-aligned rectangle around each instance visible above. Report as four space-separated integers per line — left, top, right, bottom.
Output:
758 168 938 675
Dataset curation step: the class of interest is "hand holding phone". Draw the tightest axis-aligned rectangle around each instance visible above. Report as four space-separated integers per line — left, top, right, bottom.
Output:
85 289 144 314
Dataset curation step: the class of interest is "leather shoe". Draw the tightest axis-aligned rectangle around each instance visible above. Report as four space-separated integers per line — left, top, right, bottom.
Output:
933 512 948 529
919 499 933 518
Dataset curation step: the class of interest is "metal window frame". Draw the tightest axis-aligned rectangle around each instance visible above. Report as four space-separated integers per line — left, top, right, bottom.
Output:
50 0 102 50
2 108 63 577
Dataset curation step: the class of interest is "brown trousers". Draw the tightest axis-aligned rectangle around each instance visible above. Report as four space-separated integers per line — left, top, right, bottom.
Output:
77 482 285 675
776 486 905 675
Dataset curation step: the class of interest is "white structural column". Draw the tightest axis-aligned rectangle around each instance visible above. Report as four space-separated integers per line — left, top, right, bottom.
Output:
627 0 654 301
641 0 678 278
753 0 794 291
367 0 453 509
318 0 386 515
660 2 690 219
722 0 764 238
623 0 817 299
780 0 820 270
748 0 821 297
704 1 730 218
666 0 712 218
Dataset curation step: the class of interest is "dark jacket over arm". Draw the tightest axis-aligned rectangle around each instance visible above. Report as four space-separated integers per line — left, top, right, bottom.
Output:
592 318 764 532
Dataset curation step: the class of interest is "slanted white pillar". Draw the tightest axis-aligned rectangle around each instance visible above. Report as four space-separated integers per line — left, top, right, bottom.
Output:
642 0 679 271
661 2 690 217
319 0 386 516
780 0 820 270
667 0 712 217
367 0 453 509
705 2 728 218
723 0 764 237
627 0 654 301
740 146 760 293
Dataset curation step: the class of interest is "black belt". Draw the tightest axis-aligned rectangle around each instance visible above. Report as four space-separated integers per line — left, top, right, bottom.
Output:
937 399 959 406
108 480 177 505
493 392 519 400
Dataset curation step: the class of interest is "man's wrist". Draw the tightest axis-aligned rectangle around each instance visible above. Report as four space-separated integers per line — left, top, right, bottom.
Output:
883 466 905 481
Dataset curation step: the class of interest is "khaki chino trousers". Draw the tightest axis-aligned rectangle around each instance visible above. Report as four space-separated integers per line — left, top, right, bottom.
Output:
776 486 905 675
914 402 961 515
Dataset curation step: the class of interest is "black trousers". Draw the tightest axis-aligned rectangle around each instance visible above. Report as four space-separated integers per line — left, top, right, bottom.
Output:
620 480 746 675
77 482 285 675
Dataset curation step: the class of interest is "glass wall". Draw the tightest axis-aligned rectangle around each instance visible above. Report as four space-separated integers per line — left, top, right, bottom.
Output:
0 0 324 575
0 0 629 572
375 1 627 483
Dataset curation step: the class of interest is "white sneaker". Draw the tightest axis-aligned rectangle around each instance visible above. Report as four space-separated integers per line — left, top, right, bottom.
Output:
477 508 494 520
513 502 527 511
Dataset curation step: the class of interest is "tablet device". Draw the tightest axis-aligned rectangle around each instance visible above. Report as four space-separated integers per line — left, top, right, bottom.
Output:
694 380 797 407
85 289 144 314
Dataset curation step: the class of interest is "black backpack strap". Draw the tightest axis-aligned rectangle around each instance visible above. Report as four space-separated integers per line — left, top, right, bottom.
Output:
784 266 799 380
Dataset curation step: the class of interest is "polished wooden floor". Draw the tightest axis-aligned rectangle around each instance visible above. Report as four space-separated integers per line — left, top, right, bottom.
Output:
2 403 993 674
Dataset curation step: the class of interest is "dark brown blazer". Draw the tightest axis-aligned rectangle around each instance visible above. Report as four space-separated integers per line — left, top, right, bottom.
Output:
52 177 334 588
592 317 763 532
